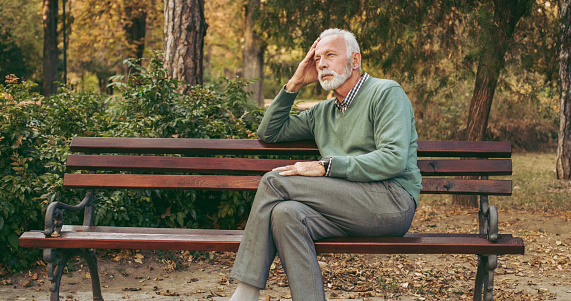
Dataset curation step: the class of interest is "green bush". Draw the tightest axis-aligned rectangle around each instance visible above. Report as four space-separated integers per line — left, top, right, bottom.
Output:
0 54 264 274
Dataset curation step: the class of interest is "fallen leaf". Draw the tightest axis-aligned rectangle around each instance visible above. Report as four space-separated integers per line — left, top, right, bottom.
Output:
156 290 179 296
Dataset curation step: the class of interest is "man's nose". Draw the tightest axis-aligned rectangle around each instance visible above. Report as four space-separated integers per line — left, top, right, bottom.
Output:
318 57 328 69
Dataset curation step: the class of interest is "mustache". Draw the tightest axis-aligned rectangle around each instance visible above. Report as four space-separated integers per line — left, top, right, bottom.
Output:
319 69 339 78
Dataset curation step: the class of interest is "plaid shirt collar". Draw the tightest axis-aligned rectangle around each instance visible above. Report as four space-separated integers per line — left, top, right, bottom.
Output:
335 72 370 113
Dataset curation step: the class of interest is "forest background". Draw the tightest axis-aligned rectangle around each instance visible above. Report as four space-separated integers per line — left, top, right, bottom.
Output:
0 0 566 275
1 0 561 147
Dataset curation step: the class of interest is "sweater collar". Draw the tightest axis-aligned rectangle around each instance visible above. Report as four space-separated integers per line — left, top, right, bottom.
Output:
335 73 370 113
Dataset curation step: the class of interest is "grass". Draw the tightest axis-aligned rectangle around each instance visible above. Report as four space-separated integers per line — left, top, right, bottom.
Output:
419 152 571 211
501 152 571 211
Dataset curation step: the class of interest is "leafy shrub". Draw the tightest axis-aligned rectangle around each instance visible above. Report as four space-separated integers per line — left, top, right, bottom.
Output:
0 78 52 271
0 53 264 273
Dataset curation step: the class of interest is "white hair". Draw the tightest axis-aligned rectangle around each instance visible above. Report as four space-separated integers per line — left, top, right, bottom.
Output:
319 28 361 71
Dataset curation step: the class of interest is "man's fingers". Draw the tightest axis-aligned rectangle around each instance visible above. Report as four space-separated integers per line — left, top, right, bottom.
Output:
273 165 298 176
273 165 294 171
278 170 297 176
303 38 320 62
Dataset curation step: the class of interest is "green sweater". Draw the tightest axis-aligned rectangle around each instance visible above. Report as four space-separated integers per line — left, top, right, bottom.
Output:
257 77 422 204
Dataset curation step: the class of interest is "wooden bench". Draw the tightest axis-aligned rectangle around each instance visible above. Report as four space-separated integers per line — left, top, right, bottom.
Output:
19 137 524 301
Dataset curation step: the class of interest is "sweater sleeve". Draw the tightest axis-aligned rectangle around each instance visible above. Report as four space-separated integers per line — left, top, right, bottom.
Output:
329 86 414 182
256 86 315 143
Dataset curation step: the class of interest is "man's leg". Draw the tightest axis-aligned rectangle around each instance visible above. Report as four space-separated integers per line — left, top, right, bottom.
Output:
270 201 345 301
230 171 416 297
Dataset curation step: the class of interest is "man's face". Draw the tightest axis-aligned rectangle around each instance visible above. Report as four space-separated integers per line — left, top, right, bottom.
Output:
314 35 352 91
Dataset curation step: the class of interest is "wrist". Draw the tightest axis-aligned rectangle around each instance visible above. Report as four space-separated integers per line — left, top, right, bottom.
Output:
285 80 303 93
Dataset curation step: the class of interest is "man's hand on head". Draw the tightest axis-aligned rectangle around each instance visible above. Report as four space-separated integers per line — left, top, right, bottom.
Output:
273 161 326 177
285 38 321 93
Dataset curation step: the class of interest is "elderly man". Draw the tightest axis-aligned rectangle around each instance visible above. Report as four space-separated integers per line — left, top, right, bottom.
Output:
229 28 422 301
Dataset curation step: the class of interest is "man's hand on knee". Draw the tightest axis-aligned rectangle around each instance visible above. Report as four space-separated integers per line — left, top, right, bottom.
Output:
273 161 326 177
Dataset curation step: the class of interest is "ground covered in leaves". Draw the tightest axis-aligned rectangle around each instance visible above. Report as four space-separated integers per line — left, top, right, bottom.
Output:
1 205 570 301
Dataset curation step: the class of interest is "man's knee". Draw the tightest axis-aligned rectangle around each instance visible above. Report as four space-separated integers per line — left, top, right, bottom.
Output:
258 170 293 200
270 201 309 231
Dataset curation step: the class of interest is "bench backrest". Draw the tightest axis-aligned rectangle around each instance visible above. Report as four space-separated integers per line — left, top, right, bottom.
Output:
64 137 512 196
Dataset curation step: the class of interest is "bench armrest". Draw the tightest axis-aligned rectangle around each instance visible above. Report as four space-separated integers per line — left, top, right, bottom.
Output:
44 191 95 237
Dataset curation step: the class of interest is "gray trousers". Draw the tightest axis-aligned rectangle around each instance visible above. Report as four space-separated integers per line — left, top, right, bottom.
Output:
230 171 416 301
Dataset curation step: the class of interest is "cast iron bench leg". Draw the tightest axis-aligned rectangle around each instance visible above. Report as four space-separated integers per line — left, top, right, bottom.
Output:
473 254 497 301
44 248 104 301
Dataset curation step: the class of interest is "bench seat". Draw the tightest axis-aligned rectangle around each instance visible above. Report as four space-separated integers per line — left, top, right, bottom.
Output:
20 226 524 255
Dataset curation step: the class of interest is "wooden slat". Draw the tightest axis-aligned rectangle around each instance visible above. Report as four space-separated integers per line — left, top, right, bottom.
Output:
18 226 524 255
63 174 512 195
70 137 321 156
66 155 303 175
417 140 511 158
63 174 262 191
67 155 512 176
420 178 512 195
70 137 511 158
418 159 512 176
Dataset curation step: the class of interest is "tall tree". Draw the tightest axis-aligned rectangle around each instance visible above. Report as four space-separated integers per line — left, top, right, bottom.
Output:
122 2 148 62
164 0 208 93
42 0 58 96
243 0 264 106
0 0 43 82
463 0 533 142
455 0 533 207
65 0 163 92
558 0 571 180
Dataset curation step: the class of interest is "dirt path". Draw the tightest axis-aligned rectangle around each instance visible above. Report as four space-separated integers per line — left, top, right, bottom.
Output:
1 206 570 301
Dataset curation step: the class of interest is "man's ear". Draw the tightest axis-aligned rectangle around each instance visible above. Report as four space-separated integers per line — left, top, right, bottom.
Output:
352 52 362 70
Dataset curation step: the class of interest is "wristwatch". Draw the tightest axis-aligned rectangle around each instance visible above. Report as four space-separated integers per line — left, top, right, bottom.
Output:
318 157 332 176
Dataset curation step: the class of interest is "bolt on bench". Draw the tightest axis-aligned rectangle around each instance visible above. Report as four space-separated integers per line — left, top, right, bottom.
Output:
19 137 524 301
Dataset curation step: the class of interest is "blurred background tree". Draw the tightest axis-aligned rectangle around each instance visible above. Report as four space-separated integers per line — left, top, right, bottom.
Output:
43 0 58 96
164 0 207 93
0 0 42 84
558 0 571 180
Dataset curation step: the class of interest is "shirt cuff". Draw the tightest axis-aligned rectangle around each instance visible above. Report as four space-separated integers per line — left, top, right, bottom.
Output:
329 156 348 179
283 84 299 94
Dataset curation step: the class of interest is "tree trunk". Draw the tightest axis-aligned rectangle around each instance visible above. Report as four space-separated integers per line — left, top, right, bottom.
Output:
454 0 531 207
558 0 571 180
164 0 208 94
243 0 264 107
42 0 58 96
123 3 148 61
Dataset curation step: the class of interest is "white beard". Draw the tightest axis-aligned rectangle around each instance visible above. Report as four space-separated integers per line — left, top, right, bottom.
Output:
318 62 353 91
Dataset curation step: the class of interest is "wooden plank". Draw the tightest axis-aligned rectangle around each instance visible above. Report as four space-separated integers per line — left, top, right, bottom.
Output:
70 137 321 156
66 155 303 175
67 155 512 176
18 226 524 255
418 159 512 176
70 137 511 158
63 174 262 191
417 140 511 158
63 174 512 195
420 178 512 195
316 234 524 254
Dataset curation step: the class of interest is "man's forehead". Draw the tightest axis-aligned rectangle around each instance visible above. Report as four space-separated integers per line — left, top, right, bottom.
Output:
315 34 346 54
